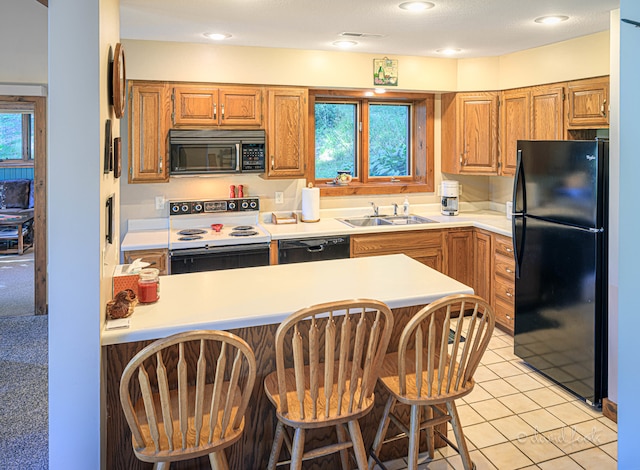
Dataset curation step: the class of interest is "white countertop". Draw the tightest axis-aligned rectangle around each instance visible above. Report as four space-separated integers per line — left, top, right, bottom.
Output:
102 254 474 346
120 208 513 251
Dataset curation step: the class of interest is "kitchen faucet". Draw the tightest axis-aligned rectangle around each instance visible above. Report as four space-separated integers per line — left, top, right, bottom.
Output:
370 202 379 216
392 203 399 216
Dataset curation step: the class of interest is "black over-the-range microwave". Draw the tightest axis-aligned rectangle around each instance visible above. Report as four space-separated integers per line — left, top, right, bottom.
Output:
169 129 266 176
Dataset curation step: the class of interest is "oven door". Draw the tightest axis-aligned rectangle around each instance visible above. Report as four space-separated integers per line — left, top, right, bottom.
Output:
170 243 270 274
170 143 240 175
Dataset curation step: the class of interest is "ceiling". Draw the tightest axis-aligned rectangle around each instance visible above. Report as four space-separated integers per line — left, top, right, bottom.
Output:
120 0 619 59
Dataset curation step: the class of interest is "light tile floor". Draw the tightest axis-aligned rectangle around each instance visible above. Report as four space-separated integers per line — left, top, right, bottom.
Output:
377 327 617 470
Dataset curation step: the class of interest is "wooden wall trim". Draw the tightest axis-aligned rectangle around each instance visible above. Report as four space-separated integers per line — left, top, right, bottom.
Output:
602 397 617 424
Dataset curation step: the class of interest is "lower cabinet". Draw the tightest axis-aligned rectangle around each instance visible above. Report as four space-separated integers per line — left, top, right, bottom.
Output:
445 228 474 286
491 233 515 334
350 230 444 272
473 230 492 302
123 248 169 276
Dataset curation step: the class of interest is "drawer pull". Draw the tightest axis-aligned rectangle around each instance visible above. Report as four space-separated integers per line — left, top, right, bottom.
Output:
505 268 513 273
505 247 513 253
506 291 513 297
506 315 512 320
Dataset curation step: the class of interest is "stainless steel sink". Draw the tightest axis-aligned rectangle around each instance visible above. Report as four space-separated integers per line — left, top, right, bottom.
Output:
338 214 438 228
338 216 393 227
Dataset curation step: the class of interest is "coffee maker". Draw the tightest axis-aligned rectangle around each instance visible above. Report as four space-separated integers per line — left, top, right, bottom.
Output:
440 180 460 216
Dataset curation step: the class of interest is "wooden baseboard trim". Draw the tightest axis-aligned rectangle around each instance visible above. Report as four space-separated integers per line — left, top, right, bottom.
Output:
602 397 617 423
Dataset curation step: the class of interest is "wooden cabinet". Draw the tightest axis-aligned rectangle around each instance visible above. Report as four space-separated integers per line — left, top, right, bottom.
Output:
171 85 264 127
441 92 499 175
566 76 609 128
129 82 170 183
491 233 515 334
265 88 307 178
473 230 492 302
445 228 473 286
530 84 565 140
499 89 530 176
123 249 169 275
351 230 444 272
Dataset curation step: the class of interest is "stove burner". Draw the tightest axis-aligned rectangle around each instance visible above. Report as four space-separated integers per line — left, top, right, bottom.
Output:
178 229 207 236
229 230 259 237
233 225 255 231
179 235 203 241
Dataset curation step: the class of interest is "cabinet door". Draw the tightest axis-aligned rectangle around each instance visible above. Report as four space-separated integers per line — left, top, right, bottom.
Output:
567 77 609 128
530 84 564 140
499 90 530 176
492 233 515 334
123 249 169 275
445 229 473 286
218 87 264 127
172 86 218 126
266 88 307 178
458 93 499 174
129 83 170 183
473 230 492 302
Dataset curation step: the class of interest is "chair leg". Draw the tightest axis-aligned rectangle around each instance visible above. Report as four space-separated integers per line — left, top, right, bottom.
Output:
268 420 286 470
336 423 350 470
347 419 369 470
424 405 435 460
290 427 305 470
407 404 422 470
368 395 397 469
446 401 473 470
209 450 229 470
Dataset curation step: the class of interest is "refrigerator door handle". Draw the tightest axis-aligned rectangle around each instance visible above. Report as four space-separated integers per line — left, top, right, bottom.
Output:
512 149 525 279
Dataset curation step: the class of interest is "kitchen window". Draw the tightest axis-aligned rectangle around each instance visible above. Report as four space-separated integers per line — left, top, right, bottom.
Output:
310 90 434 195
0 106 35 167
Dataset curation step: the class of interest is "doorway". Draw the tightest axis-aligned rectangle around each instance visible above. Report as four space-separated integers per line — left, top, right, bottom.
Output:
0 95 46 315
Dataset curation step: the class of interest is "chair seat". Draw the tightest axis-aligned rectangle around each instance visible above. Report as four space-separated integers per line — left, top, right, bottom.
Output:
132 382 244 463
378 351 475 405
264 363 375 428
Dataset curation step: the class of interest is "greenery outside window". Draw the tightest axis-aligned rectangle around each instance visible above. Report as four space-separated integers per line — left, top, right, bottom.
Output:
310 90 434 196
0 108 34 166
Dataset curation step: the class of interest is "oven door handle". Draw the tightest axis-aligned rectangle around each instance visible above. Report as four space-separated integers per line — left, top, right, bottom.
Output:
171 243 270 257
235 143 241 172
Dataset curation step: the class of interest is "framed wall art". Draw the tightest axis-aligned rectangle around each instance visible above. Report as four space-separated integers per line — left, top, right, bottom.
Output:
373 57 398 86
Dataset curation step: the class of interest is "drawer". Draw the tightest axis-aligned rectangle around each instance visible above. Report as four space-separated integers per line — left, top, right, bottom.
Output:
494 275 514 305
494 297 514 334
494 253 515 279
494 234 514 257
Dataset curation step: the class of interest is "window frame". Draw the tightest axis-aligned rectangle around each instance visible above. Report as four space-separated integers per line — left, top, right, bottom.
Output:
308 89 434 196
0 102 35 168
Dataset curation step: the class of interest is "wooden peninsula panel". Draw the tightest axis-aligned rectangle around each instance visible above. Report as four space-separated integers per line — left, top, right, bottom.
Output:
105 305 444 469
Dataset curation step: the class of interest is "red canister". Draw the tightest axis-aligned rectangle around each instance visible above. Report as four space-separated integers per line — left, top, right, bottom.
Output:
138 268 159 303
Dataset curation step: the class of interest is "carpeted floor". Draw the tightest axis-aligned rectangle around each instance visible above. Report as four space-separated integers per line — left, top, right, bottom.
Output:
0 251 34 317
0 314 48 469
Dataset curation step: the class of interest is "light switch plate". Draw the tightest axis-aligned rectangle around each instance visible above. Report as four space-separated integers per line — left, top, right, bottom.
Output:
275 192 284 204
155 196 165 210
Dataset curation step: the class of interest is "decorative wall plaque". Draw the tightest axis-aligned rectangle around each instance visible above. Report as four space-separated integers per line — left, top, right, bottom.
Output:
373 57 398 86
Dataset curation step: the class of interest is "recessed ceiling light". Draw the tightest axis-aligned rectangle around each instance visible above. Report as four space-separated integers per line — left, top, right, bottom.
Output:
399 1 435 11
436 48 461 55
204 32 231 40
332 40 358 48
534 15 569 25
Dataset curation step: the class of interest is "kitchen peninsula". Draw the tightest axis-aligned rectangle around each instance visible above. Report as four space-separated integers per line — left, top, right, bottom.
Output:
103 254 473 469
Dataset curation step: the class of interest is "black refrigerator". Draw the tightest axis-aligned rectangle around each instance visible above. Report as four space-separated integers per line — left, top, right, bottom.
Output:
513 140 608 407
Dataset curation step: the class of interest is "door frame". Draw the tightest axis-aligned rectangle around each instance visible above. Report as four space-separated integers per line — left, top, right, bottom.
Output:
0 95 47 315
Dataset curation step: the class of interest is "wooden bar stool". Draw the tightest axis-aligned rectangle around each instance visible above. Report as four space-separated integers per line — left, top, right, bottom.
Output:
368 294 495 470
264 299 394 470
119 330 257 470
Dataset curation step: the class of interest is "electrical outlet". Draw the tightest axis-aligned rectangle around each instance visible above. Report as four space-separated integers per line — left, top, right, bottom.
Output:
155 196 165 210
275 192 284 204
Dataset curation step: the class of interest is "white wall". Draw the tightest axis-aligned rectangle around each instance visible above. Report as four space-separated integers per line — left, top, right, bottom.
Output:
617 1 640 467
48 0 121 468
0 0 47 84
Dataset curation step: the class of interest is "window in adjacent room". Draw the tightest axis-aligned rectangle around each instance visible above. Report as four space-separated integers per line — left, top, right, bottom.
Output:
0 107 34 166
310 90 434 195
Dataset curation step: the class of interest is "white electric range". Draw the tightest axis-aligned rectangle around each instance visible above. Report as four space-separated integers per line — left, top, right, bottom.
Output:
168 198 271 274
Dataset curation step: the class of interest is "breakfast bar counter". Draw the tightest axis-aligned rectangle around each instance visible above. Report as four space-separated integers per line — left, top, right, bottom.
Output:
103 255 473 469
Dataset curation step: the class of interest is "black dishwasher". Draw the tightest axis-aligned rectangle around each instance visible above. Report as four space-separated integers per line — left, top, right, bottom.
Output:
278 236 350 264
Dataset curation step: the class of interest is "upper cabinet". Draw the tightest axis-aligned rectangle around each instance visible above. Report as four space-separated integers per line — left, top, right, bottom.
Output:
566 76 609 129
129 82 170 183
171 85 264 127
530 84 564 140
265 88 308 178
441 92 499 175
499 89 530 176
